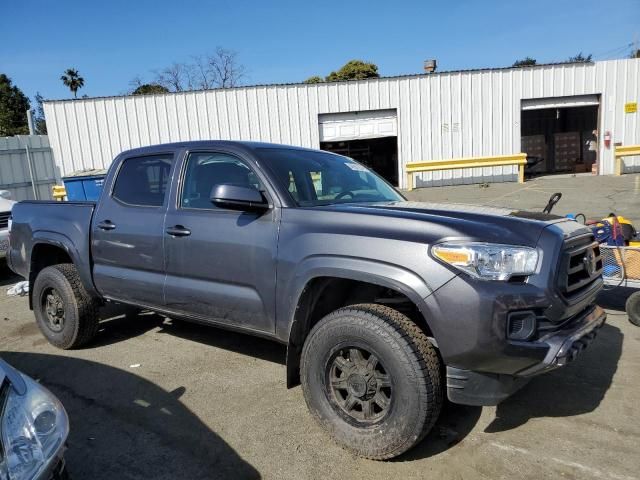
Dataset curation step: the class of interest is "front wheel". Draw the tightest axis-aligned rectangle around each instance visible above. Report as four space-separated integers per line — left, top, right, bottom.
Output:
300 304 443 460
33 264 100 349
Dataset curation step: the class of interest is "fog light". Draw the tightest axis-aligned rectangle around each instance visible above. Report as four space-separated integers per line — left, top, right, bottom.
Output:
507 311 537 340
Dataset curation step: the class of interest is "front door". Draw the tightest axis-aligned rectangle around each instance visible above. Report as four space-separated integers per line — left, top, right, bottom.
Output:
92 153 174 307
163 151 278 333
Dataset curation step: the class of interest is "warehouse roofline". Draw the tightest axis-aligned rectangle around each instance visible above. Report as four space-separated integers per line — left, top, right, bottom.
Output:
44 60 611 104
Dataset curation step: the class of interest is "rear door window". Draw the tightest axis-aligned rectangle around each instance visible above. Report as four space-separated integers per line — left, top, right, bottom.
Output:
112 155 173 207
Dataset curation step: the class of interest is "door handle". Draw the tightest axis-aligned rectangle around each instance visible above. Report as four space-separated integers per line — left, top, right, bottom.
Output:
166 225 191 237
97 220 116 231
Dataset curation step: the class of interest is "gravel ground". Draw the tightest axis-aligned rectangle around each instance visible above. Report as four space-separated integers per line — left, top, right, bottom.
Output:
1 173 639 480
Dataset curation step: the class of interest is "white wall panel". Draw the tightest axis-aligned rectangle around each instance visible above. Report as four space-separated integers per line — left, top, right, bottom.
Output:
44 59 640 185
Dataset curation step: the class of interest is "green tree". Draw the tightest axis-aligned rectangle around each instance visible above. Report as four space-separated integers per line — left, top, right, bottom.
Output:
303 76 323 84
325 60 379 82
132 83 170 95
33 92 47 135
630 49 640 59
60 68 85 98
513 57 537 67
0 74 30 136
568 52 593 63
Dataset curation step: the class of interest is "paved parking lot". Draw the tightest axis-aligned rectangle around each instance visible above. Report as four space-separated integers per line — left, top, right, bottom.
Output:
1 174 639 480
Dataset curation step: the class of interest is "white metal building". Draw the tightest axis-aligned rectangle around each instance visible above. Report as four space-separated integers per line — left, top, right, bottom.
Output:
44 59 639 189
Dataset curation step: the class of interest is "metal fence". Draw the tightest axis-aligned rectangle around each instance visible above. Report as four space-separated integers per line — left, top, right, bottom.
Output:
0 135 59 201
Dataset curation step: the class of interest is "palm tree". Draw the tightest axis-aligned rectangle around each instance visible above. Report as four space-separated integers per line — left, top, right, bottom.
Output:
60 68 85 98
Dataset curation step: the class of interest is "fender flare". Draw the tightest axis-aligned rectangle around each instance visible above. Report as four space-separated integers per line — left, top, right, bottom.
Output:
28 231 99 306
283 255 441 387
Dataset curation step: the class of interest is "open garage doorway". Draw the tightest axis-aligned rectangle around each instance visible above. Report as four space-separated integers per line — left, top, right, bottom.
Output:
318 110 399 186
521 95 599 175
320 137 398 186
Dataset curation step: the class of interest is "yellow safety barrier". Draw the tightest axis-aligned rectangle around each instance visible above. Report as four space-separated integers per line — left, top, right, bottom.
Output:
615 145 640 176
405 153 527 191
52 185 67 201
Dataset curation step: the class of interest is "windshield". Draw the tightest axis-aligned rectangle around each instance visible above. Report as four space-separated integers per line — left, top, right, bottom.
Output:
257 148 404 207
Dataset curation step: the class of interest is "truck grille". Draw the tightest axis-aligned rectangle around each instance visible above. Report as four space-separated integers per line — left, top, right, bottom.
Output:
0 211 9 229
558 234 602 299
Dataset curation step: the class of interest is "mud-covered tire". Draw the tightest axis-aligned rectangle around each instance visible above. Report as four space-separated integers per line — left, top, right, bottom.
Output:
33 263 100 349
626 291 640 327
300 303 443 460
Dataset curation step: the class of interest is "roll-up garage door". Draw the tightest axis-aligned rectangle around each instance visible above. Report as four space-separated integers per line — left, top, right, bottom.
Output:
521 94 600 111
318 109 397 142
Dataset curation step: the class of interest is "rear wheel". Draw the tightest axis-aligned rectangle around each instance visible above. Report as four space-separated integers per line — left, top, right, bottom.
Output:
300 303 442 460
626 291 640 327
33 263 100 349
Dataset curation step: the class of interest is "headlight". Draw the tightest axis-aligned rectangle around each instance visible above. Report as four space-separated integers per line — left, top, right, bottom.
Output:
432 242 539 281
0 375 69 480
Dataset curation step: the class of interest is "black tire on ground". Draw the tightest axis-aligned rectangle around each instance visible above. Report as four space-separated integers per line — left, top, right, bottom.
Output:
626 291 640 327
32 263 100 349
300 303 443 460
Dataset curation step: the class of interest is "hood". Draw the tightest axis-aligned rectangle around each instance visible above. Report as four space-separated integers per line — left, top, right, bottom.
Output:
0 197 16 213
316 201 572 246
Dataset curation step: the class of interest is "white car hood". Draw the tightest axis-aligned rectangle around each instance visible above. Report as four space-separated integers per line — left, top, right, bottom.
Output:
0 197 16 213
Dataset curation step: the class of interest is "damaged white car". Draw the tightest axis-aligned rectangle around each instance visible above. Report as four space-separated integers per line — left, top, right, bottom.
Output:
0 358 69 479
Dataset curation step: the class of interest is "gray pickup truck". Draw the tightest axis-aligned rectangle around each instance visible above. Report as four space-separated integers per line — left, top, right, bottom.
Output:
7 141 605 459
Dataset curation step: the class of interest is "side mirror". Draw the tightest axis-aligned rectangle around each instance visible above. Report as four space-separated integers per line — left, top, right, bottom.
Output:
210 184 269 211
0 190 11 200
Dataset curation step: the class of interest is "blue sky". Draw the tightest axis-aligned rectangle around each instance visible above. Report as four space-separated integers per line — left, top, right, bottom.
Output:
2 0 638 103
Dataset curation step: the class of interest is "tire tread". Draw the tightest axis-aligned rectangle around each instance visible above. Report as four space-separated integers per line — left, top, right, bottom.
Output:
301 303 443 460
34 263 100 349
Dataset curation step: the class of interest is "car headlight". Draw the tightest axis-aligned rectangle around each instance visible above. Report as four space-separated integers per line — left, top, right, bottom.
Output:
432 242 539 281
0 374 69 480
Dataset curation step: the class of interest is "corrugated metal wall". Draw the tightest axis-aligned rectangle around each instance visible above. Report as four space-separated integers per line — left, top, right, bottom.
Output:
44 59 640 188
0 135 59 201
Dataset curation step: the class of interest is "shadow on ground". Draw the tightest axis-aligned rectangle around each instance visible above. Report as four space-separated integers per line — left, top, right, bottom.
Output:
1 352 261 480
93 306 287 366
597 286 635 313
0 260 20 287
485 322 622 433
397 401 483 461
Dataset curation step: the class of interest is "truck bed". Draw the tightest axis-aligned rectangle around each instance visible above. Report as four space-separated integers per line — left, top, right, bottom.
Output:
7 201 96 288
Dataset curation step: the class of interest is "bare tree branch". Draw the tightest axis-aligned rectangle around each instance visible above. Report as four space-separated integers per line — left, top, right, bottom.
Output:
207 47 246 88
128 75 144 91
142 47 246 93
191 55 212 90
154 62 189 92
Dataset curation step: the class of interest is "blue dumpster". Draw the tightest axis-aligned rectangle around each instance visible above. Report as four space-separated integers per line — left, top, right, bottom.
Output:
62 169 107 201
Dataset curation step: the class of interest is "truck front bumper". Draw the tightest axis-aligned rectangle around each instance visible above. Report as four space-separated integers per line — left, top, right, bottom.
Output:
445 305 606 406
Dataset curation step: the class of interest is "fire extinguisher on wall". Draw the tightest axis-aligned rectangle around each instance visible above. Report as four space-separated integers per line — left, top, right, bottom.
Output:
604 130 611 149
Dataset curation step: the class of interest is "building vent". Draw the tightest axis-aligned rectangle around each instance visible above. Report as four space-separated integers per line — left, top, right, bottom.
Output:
424 59 437 73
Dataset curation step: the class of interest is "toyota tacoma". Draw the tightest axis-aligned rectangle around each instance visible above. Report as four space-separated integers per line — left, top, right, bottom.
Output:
7 141 605 459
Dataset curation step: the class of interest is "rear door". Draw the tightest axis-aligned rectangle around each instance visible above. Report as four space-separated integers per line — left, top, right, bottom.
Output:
163 149 279 333
91 152 175 307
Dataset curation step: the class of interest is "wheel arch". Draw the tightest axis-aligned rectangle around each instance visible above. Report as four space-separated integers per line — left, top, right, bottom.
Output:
28 232 98 309
284 258 439 388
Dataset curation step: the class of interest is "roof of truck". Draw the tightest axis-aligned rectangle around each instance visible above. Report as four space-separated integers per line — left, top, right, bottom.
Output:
118 140 322 157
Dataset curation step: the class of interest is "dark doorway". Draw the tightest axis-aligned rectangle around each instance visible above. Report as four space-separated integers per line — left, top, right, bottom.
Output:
320 137 399 186
521 105 598 175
